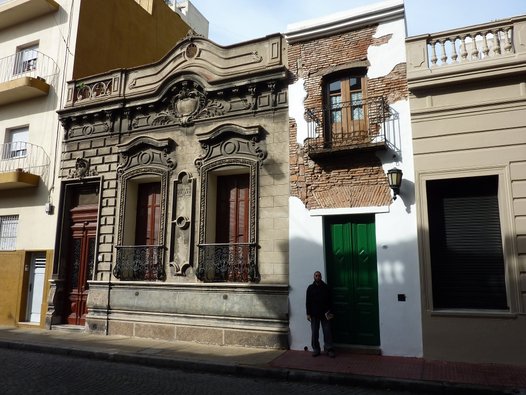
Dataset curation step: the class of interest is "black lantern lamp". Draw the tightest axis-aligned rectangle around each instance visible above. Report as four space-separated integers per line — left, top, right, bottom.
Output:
387 167 403 200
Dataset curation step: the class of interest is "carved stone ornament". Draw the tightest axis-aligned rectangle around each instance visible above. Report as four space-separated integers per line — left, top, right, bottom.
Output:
68 158 98 179
117 137 176 176
194 125 267 170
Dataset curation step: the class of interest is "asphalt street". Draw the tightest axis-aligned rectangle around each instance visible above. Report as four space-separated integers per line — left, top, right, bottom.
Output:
0 348 421 395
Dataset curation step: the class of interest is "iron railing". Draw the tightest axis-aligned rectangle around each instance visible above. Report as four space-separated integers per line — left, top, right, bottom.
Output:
305 96 399 156
0 51 59 87
114 245 166 281
0 142 50 180
197 243 259 283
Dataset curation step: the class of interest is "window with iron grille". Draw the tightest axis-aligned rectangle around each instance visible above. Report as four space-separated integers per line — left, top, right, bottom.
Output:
0 215 19 250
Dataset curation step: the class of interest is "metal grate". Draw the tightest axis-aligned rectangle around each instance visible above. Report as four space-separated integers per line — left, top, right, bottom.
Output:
0 215 19 251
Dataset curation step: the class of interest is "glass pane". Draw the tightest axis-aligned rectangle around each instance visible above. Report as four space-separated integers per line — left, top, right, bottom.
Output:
329 80 341 92
350 77 361 90
351 92 363 120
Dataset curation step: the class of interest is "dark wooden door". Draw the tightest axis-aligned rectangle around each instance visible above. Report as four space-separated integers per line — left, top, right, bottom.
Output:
67 206 97 325
135 182 161 246
325 215 380 346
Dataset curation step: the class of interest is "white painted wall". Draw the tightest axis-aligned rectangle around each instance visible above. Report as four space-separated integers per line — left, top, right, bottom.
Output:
288 9 422 357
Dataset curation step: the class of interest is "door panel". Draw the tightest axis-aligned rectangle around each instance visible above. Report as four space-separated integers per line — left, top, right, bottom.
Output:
67 206 97 326
326 215 379 346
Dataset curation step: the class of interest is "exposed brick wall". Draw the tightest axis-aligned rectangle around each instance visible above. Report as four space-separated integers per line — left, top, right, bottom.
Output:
289 24 407 209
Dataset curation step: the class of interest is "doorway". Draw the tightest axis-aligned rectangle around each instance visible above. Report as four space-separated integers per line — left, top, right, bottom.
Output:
325 215 380 346
25 252 46 323
64 187 99 326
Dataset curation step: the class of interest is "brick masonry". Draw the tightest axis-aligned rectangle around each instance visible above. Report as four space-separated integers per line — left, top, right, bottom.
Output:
289 25 408 210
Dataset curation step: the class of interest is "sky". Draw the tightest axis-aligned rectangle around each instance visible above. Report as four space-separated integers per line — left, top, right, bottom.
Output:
188 0 526 46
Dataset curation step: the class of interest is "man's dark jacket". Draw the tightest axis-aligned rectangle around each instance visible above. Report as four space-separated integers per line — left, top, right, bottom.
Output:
306 280 332 318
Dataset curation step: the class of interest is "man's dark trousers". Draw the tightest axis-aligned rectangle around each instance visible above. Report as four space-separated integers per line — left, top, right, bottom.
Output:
311 315 333 353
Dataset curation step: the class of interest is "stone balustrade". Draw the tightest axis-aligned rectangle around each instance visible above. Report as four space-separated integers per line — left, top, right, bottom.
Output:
428 24 513 67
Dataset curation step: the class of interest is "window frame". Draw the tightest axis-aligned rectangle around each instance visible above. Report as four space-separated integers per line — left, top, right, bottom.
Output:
0 215 19 251
418 168 520 315
4 126 29 159
14 43 39 75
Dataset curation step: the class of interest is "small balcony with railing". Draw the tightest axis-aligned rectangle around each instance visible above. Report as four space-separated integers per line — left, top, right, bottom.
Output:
197 243 259 283
0 50 59 106
0 142 50 189
0 0 58 31
406 15 526 89
304 96 400 159
113 245 166 281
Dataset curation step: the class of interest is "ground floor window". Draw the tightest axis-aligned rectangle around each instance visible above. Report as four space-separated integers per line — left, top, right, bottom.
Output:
0 215 19 250
427 175 508 310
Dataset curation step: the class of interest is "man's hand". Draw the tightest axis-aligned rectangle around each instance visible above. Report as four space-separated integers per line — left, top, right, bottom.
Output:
307 315 311 321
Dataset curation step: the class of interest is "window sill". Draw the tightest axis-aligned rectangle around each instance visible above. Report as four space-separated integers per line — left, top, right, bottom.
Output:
429 309 517 319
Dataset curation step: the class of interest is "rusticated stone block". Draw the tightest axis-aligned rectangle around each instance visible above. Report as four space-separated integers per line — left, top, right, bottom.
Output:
176 325 223 345
135 323 175 341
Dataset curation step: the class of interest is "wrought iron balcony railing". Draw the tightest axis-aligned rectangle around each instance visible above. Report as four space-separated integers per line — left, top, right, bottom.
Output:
114 245 166 281
0 51 59 87
197 243 259 283
305 96 399 158
0 142 50 179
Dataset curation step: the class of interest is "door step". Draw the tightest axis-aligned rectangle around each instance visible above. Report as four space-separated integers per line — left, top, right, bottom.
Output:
51 324 86 333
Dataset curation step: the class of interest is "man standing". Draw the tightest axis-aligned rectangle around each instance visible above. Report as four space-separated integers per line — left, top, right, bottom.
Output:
306 271 335 357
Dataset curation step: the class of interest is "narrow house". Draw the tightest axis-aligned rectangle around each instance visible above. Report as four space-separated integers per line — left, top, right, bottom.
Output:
286 0 422 357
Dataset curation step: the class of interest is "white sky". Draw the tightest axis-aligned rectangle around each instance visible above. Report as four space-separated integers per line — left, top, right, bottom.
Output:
189 0 526 46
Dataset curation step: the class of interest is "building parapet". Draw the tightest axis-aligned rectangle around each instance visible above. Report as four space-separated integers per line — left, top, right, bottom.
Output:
406 15 526 90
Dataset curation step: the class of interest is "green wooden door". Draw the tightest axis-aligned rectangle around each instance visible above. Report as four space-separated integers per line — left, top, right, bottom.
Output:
325 215 380 346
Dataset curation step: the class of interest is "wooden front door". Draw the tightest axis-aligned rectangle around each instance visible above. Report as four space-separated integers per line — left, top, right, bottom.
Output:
67 205 97 325
325 215 380 346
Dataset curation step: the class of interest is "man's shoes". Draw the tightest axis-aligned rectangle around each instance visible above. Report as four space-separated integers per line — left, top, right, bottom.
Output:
328 350 335 358
312 350 320 357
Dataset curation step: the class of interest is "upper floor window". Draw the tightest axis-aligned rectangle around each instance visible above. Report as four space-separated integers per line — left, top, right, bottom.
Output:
0 215 19 251
4 126 29 159
325 73 367 140
14 44 38 75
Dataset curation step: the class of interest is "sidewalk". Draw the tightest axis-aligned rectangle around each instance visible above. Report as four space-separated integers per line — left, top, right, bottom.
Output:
0 326 524 394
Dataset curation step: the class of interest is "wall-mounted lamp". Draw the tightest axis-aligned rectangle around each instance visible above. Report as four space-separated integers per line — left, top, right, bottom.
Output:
387 167 403 200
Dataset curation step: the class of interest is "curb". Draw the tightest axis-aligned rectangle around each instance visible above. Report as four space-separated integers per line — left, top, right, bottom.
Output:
0 339 516 395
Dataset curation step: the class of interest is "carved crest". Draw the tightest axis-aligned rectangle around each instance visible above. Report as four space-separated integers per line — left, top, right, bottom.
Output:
68 158 97 179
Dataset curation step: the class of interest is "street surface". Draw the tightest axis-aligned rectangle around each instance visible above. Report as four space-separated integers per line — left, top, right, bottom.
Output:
0 348 419 395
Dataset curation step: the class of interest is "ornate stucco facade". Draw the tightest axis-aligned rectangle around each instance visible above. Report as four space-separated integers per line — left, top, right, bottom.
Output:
54 33 290 348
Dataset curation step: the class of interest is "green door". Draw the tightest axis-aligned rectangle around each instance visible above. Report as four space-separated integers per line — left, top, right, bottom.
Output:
325 215 380 346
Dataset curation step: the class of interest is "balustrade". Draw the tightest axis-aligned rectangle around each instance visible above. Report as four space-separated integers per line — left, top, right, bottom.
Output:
428 25 513 67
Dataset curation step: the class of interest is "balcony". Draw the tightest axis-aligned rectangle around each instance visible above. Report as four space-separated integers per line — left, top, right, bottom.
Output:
113 245 166 281
406 15 526 90
0 51 59 106
197 243 259 283
304 96 400 159
0 0 59 31
0 142 50 189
